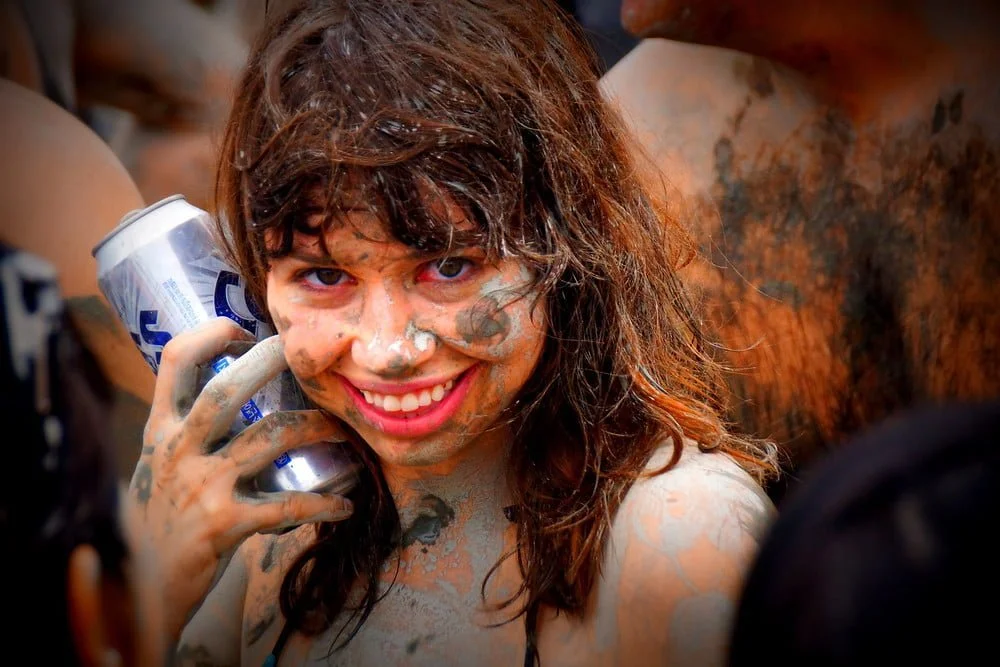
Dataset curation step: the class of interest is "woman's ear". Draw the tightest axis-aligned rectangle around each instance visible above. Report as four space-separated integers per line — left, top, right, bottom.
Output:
67 544 124 667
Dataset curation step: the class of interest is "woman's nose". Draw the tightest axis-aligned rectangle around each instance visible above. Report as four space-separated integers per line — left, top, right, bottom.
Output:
349 290 437 377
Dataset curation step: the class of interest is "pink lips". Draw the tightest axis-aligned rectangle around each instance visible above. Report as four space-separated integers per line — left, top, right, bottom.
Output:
341 366 479 438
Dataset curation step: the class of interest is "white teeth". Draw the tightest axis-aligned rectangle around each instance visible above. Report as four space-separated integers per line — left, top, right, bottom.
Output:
361 378 457 414
400 393 420 411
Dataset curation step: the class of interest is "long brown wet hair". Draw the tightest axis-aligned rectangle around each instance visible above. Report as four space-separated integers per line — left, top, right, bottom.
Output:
216 0 779 658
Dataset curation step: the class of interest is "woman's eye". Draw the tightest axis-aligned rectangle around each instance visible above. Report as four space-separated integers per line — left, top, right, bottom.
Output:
421 257 475 282
301 268 351 287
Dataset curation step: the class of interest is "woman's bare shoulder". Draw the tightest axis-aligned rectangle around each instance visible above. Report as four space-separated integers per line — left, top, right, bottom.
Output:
624 443 776 539
176 526 317 666
595 443 777 666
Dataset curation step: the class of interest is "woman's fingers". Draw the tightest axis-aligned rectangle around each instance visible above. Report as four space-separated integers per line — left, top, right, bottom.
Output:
222 491 355 540
179 335 290 452
221 409 349 473
151 317 256 419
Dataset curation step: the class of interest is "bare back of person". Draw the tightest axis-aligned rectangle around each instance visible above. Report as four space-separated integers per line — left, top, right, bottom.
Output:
603 0 1000 494
182 446 774 667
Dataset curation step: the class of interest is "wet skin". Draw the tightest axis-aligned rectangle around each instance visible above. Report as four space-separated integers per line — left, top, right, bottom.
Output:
222 444 774 667
172 210 776 666
265 214 547 475
603 2 1000 495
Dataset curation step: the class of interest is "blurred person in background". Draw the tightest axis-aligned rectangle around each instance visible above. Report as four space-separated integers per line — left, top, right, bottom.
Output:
0 241 163 665
728 399 1000 665
0 0 248 209
0 77 153 476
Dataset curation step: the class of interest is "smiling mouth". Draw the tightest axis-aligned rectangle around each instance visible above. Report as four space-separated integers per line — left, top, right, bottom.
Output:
341 367 477 434
359 378 456 418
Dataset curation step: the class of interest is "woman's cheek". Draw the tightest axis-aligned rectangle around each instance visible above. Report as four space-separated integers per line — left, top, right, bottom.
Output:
272 307 350 382
443 292 545 361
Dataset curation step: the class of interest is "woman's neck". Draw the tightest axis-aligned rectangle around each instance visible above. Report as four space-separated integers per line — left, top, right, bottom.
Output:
381 427 514 538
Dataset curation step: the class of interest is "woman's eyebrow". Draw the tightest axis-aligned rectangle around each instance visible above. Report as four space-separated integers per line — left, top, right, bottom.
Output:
284 247 450 267
286 249 339 266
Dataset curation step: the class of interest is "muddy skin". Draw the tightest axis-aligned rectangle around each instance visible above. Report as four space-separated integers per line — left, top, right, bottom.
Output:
732 57 776 100
174 643 227 667
693 99 1000 487
132 461 153 506
271 310 294 334
246 606 278 646
173 370 201 417
292 348 319 378
400 495 457 548
342 404 365 428
406 634 437 655
456 295 512 344
260 537 279 573
604 3 1000 503
298 374 325 392
384 353 411 377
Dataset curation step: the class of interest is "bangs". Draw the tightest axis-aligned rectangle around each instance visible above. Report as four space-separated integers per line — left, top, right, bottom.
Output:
236 2 557 266
258 163 499 261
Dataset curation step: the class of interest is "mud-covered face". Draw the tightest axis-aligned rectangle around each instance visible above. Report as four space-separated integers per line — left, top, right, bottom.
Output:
265 213 546 469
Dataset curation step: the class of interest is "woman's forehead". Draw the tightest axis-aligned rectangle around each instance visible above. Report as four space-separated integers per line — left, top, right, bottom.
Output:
279 215 475 265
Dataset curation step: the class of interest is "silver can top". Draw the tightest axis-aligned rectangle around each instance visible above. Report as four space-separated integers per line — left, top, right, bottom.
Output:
90 193 190 259
91 194 212 272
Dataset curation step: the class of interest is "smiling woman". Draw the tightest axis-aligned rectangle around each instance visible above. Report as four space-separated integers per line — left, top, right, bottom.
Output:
128 1 780 666
265 214 546 459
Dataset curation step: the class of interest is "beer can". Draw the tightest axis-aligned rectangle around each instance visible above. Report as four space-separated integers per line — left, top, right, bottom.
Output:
93 195 356 495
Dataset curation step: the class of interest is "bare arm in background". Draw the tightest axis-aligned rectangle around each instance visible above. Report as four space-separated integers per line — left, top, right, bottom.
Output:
0 78 154 477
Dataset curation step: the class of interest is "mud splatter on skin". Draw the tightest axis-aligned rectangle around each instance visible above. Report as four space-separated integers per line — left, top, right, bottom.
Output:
932 92 964 134
132 462 153 505
260 537 279 572
692 98 1000 488
174 643 228 667
246 606 278 646
270 308 293 334
400 495 456 547
405 634 437 654
732 57 775 99
456 295 511 344
293 348 319 378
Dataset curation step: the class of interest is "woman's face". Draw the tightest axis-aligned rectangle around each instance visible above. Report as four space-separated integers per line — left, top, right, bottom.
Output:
265 208 546 469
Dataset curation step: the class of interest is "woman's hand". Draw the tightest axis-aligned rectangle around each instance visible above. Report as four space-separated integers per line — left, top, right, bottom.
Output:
125 317 354 642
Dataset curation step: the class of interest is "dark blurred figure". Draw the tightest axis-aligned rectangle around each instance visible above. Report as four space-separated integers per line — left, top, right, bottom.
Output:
0 243 163 666
0 0 248 209
728 400 1000 665
557 0 638 72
